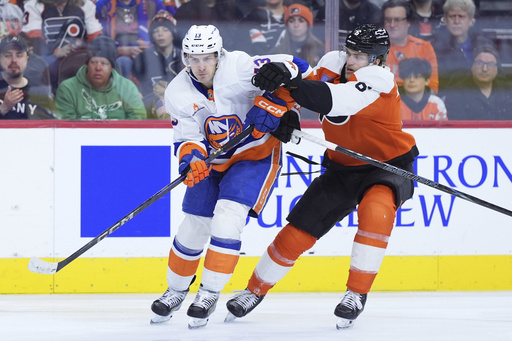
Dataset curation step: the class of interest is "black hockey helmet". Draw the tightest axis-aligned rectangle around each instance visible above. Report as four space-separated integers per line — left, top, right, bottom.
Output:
345 24 390 64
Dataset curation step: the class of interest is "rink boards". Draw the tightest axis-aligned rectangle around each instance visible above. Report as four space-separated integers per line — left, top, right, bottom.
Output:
1 121 511 294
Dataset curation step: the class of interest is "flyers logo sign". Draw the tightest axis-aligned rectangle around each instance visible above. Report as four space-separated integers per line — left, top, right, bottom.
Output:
204 115 243 150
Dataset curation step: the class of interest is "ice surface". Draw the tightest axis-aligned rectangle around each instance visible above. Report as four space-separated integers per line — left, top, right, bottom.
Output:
1 291 511 341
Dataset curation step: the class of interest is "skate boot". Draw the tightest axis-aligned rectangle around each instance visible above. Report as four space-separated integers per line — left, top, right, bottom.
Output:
187 285 220 329
225 288 265 322
334 289 367 329
150 286 189 324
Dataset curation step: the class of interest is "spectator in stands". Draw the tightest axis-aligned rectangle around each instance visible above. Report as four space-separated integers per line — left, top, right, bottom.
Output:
238 0 286 54
172 0 243 51
131 10 182 119
21 0 103 93
0 0 23 36
408 0 444 42
337 0 381 45
272 4 325 66
95 0 167 78
0 34 55 119
55 36 147 119
432 0 494 94
383 0 439 92
398 58 447 120
1 27 52 90
22 0 103 63
444 45 512 120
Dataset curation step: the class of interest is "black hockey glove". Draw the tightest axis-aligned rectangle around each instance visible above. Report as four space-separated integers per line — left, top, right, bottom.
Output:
252 62 302 92
270 110 301 143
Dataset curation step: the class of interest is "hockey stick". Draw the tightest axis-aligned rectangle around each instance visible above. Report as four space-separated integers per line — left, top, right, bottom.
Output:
292 129 512 218
28 124 255 275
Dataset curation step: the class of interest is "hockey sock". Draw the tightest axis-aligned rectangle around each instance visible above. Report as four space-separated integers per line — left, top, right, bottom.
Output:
347 185 396 294
201 200 248 292
248 224 317 295
167 239 202 291
201 237 241 292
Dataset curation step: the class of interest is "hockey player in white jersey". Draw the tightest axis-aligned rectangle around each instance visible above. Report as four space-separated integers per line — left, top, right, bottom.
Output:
149 24 311 329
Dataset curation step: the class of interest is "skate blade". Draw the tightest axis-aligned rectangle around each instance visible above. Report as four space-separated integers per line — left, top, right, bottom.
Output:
150 314 172 324
224 312 237 323
336 317 355 329
188 317 209 329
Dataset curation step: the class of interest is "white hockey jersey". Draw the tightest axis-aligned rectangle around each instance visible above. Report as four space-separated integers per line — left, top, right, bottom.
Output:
165 49 312 172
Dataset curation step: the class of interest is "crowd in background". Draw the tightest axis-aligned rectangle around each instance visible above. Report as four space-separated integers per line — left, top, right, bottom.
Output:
0 0 511 121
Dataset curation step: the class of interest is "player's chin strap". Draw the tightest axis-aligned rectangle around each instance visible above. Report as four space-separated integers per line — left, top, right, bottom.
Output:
292 129 512 218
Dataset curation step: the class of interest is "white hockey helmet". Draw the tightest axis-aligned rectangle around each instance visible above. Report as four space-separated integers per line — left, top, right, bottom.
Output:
182 25 223 66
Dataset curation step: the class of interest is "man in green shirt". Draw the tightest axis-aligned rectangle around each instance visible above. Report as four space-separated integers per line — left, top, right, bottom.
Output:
55 36 147 119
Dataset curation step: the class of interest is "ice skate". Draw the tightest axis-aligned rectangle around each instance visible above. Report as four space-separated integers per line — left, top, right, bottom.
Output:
225 288 265 322
334 289 367 329
187 285 220 329
150 286 189 324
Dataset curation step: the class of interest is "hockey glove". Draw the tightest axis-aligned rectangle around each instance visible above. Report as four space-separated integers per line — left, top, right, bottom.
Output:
252 61 302 92
245 91 288 138
270 110 301 144
178 146 212 188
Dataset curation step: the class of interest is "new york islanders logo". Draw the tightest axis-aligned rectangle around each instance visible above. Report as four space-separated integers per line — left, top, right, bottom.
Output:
204 115 243 150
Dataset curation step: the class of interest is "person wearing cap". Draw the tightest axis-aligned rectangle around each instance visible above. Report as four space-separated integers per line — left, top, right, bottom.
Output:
0 34 55 119
55 35 147 119
272 4 324 67
444 44 512 120
131 10 182 118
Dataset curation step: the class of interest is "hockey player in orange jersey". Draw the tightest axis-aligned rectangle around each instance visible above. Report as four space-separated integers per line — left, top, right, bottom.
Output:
226 24 419 329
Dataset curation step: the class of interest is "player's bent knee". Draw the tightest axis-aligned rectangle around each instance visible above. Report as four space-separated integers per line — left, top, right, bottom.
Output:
273 224 317 261
358 185 396 236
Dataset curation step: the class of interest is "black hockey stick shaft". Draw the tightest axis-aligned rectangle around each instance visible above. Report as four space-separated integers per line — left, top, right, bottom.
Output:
293 130 512 218
29 125 255 274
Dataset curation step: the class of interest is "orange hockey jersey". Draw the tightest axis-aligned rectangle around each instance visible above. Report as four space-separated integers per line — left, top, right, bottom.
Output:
387 35 439 93
311 51 418 167
400 89 447 121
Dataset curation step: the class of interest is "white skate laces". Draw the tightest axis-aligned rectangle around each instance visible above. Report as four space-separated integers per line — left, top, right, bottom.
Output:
190 287 220 312
341 290 364 311
150 287 188 324
225 288 265 321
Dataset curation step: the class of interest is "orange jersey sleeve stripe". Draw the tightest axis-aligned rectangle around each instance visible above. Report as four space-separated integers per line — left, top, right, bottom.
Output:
87 31 103 41
24 30 42 38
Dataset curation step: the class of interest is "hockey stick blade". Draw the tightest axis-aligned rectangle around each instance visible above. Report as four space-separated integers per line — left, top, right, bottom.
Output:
28 257 58 275
28 125 255 275
292 129 512 218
